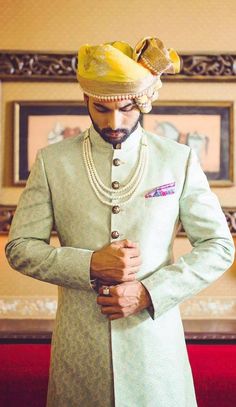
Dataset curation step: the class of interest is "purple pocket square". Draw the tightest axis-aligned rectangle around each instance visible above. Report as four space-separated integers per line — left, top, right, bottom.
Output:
145 182 176 198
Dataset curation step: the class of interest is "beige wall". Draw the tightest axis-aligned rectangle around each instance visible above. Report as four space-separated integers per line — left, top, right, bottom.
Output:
0 0 236 319
1 0 236 52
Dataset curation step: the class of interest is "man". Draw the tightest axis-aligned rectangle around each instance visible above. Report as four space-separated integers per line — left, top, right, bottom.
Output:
5 37 235 407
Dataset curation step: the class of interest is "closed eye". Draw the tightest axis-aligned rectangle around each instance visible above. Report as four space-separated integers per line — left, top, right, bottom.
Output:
120 104 136 112
93 102 136 113
94 104 109 113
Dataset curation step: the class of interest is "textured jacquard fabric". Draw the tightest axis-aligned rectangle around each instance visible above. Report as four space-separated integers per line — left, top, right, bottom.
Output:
6 126 234 407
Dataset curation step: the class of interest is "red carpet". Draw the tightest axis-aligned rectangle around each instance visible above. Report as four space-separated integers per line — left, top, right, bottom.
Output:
0 344 50 407
187 344 236 407
0 344 236 406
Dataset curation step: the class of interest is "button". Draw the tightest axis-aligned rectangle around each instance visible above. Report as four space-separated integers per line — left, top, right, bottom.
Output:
113 158 121 166
111 231 119 239
114 143 121 149
112 181 120 189
112 205 120 214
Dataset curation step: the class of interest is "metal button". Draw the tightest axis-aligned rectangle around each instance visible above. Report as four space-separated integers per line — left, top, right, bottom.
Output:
112 181 120 189
111 230 119 239
115 143 121 149
112 205 120 214
113 158 121 166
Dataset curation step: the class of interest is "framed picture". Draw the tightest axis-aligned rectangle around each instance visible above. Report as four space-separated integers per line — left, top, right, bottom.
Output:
14 100 234 186
13 101 91 185
142 101 234 186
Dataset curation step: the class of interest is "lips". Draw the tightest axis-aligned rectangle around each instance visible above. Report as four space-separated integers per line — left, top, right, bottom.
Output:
106 131 124 138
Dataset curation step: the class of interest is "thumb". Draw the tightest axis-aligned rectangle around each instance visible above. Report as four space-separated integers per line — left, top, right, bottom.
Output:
111 239 138 249
123 239 139 248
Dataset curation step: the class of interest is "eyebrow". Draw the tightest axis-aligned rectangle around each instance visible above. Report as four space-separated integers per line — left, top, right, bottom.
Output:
93 101 134 109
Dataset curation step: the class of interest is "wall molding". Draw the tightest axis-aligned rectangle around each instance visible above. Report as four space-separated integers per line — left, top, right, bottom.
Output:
180 296 236 319
0 51 77 81
0 51 236 81
0 295 236 320
1 318 236 342
0 296 57 319
1 205 236 236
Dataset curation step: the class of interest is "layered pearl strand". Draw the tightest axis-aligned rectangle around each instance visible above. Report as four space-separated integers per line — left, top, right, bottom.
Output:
82 130 148 206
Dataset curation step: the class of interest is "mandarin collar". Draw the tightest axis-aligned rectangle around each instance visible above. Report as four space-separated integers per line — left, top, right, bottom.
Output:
86 123 143 152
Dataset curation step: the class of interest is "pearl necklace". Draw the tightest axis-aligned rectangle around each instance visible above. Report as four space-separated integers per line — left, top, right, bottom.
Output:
82 130 148 206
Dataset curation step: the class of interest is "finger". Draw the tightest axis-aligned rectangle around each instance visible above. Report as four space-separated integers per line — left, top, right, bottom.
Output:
108 304 137 320
97 296 117 305
127 266 140 275
98 279 115 285
112 239 136 249
120 273 137 282
124 247 141 258
123 239 139 249
98 285 116 296
101 306 121 314
98 289 135 304
128 257 142 268
110 282 139 297
108 313 123 320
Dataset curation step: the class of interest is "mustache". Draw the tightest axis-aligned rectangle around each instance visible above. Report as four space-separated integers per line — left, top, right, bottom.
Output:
101 128 128 136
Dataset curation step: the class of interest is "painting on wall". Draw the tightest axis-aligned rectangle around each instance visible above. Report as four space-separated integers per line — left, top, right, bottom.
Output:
13 100 234 186
13 101 91 185
142 101 234 186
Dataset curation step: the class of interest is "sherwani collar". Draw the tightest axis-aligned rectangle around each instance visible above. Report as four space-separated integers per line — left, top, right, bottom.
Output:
87 123 143 152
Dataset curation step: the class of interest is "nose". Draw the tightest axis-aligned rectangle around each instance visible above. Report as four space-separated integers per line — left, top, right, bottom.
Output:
108 110 122 130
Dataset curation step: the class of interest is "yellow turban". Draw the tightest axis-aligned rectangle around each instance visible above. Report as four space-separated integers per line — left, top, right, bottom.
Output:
77 37 181 113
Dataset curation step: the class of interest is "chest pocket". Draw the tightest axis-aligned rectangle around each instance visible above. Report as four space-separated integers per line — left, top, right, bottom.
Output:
144 194 179 232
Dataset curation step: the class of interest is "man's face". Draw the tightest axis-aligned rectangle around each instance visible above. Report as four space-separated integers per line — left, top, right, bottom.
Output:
86 96 141 146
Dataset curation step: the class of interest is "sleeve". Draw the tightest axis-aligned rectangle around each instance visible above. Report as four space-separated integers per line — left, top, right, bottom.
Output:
141 148 235 319
5 150 94 291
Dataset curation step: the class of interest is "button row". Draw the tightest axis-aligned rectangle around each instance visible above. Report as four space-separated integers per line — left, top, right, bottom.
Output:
114 143 121 150
111 230 119 239
112 181 120 189
112 205 120 214
113 158 121 166
111 204 120 238
111 172 121 234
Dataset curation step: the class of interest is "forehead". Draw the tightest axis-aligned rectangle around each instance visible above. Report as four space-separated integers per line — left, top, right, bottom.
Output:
89 96 134 109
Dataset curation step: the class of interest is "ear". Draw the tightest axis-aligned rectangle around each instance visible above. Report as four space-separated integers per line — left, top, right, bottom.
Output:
83 94 89 103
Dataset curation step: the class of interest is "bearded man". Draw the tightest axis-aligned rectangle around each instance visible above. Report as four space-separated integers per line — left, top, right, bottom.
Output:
5 37 235 407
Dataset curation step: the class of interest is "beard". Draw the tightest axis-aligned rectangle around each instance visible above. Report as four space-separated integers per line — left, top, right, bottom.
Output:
88 110 141 147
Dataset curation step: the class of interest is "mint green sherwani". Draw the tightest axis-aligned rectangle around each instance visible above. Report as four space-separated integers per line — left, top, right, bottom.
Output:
6 124 234 407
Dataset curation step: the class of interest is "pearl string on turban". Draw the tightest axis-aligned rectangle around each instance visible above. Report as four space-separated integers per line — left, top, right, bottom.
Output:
77 37 181 113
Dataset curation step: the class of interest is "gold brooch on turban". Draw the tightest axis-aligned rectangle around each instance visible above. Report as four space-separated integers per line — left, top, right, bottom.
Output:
77 37 181 113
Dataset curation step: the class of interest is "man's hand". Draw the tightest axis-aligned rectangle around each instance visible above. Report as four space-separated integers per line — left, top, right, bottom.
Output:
90 239 142 284
97 281 152 320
